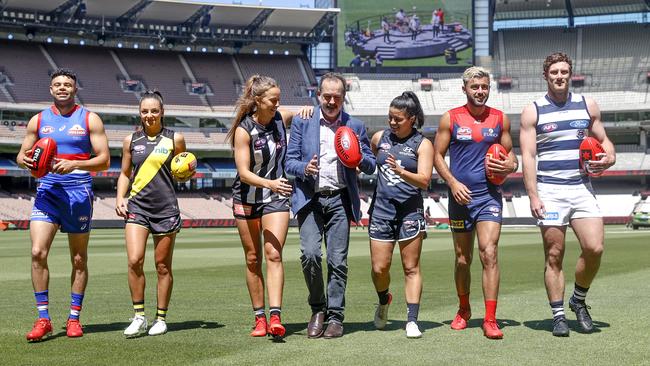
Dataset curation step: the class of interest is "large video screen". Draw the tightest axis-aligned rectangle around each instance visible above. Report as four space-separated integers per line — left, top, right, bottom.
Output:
336 0 473 68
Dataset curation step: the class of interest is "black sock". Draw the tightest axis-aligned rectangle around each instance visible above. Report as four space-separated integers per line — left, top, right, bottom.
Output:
377 289 390 305
407 303 419 323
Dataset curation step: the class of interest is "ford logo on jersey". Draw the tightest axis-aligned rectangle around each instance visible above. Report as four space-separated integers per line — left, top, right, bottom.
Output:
541 123 558 133
570 120 589 129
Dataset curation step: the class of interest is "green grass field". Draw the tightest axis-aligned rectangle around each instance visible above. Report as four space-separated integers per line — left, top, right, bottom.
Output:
1 227 649 365
336 0 473 68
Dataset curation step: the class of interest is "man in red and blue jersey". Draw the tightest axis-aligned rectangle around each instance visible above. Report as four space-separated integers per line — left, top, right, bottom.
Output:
433 66 518 339
16 68 110 341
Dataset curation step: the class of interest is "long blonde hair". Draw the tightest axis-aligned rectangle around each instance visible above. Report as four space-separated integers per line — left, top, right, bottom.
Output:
227 75 278 147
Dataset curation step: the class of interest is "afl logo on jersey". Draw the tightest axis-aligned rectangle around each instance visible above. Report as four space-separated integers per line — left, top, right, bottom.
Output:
68 124 87 136
133 145 146 154
40 126 54 135
541 123 558 133
456 127 472 141
380 142 391 151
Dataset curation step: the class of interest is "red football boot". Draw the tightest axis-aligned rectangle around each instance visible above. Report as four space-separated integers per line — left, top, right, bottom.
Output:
250 316 268 337
66 319 83 338
268 314 286 339
482 319 503 339
450 308 471 330
26 318 53 342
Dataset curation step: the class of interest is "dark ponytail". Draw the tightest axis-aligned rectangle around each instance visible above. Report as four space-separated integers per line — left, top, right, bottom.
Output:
389 91 425 128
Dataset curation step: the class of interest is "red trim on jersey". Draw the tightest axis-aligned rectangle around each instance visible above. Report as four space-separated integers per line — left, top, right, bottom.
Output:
36 112 42 137
85 110 90 132
57 153 90 161
50 104 80 117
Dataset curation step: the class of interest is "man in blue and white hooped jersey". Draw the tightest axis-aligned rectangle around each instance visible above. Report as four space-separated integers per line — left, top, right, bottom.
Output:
520 52 616 337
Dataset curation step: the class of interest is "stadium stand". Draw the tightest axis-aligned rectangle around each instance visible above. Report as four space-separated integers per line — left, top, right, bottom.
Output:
116 49 205 107
183 53 240 106
0 40 53 103
46 44 135 105
236 55 313 105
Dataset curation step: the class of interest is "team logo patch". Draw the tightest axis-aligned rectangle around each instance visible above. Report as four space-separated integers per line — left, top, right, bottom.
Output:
482 128 499 138
254 137 267 150
67 124 87 136
541 123 558 133
380 143 391 151
127 213 136 220
31 208 50 219
233 203 252 216
576 129 585 139
456 127 472 141
545 212 559 220
488 206 501 217
570 120 590 129
40 126 54 134
450 220 465 229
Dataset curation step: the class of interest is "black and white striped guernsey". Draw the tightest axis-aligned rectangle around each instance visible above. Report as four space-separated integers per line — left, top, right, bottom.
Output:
232 112 287 204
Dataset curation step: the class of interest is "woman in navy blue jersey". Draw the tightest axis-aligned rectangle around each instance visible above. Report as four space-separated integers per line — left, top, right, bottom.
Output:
368 92 434 338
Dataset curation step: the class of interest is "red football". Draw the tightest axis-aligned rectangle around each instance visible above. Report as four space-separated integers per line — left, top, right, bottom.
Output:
579 136 605 177
334 126 362 168
29 137 57 178
485 143 508 185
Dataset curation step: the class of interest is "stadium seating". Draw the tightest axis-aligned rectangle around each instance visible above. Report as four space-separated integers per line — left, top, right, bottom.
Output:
116 49 205 107
183 53 240 106
236 55 313 106
0 40 53 103
46 44 136 105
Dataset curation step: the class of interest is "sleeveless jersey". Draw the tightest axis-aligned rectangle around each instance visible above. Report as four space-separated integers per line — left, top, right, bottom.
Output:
127 128 179 218
534 93 591 185
232 112 287 204
36 105 92 187
369 129 424 219
448 105 504 196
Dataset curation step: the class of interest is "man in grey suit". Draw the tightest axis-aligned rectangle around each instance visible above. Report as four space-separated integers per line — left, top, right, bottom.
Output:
286 72 376 338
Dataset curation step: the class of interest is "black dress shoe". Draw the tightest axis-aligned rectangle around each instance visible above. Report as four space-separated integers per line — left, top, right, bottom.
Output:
323 321 344 338
307 312 325 338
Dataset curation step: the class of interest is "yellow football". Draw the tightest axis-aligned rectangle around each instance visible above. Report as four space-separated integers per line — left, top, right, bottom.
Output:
170 152 197 181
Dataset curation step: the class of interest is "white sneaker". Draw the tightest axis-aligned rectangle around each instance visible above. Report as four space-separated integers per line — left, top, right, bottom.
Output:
148 320 167 336
124 315 147 337
405 321 422 338
373 293 392 329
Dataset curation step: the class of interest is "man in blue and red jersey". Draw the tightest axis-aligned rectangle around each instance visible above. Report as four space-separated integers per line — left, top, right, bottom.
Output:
433 66 518 339
16 68 110 341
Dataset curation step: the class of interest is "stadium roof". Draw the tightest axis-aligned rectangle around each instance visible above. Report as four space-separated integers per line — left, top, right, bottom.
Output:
0 0 338 33
494 0 649 20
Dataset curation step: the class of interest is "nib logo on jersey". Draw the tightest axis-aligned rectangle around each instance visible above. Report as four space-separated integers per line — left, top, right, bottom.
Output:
67 124 87 136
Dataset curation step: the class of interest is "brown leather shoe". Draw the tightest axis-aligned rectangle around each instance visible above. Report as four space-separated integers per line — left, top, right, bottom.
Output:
307 312 325 338
323 321 344 338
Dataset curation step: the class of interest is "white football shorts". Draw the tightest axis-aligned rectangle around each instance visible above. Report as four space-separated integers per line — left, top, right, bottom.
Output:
537 182 601 226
